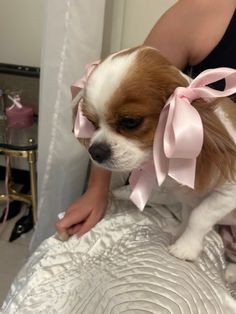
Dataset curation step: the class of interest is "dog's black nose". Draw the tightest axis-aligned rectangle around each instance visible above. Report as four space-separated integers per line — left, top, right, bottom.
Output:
88 143 111 163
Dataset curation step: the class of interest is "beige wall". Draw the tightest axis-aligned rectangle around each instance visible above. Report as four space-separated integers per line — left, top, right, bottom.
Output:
102 0 176 57
0 0 43 67
0 0 176 66
122 0 176 48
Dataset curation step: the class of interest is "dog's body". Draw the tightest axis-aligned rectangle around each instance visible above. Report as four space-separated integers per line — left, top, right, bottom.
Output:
77 46 236 264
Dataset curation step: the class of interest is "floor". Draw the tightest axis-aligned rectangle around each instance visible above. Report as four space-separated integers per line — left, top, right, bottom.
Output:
0 181 33 306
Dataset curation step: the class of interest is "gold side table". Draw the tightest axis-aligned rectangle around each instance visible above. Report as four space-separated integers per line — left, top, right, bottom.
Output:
0 119 38 224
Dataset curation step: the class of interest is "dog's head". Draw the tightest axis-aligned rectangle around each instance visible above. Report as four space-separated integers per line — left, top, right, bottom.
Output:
78 46 188 171
75 46 236 190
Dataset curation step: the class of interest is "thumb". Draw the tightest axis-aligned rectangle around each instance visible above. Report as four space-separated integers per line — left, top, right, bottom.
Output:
55 207 90 234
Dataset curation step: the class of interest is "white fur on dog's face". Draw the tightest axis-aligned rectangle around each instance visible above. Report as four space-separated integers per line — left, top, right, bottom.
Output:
85 48 150 171
82 46 187 171
89 127 152 171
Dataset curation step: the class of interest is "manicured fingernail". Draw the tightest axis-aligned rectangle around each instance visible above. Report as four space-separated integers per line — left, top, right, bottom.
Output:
58 212 65 220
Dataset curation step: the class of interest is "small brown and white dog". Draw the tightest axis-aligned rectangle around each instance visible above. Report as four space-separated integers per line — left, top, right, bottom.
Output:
75 46 236 276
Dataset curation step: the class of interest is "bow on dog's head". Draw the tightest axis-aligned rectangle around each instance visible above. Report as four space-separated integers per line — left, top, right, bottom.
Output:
72 46 236 207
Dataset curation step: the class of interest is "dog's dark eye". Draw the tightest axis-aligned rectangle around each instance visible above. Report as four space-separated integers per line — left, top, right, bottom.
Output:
118 117 144 131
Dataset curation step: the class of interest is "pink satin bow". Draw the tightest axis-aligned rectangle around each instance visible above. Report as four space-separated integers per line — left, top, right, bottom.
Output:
71 61 100 138
72 65 236 211
130 67 236 210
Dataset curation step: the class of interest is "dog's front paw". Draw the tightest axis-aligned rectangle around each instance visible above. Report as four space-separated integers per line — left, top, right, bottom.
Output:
225 263 236 284
168 236 202 261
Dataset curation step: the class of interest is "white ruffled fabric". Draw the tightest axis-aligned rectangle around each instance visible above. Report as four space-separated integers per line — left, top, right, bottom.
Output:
2 187 236 313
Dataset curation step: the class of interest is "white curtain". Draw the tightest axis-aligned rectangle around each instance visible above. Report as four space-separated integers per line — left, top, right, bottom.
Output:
30 0 106 252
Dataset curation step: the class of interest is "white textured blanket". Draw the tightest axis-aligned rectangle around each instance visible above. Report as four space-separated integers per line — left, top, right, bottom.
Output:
2 187 236 313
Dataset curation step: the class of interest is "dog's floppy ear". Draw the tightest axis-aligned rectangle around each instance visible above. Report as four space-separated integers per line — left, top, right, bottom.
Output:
194 97 236 191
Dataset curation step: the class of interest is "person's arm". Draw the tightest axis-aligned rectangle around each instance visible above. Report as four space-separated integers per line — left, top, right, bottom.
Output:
87 163 111 196
56 163 111 238
144 0 236 70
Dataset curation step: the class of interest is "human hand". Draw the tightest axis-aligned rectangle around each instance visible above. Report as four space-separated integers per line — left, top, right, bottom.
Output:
55 187 108 239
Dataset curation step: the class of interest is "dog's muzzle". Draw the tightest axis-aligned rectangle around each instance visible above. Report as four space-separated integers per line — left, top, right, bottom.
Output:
88 143 111 163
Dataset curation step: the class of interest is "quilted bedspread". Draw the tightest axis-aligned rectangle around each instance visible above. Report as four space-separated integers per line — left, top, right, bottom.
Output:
1 186 236 314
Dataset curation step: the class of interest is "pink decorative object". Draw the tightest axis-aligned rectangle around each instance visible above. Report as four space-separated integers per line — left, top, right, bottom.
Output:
6 94 34 128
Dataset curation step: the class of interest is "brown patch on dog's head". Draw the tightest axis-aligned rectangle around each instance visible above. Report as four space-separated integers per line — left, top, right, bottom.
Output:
106 47 188 149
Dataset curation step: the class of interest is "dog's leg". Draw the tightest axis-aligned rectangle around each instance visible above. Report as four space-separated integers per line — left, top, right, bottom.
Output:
163 204 191 237
169 183 236 261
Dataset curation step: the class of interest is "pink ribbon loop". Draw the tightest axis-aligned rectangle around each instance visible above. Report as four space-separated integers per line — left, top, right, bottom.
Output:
153 90 204 188
71 60 100 138
129 162 156 211
130 67 236 210
74 99 95 138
